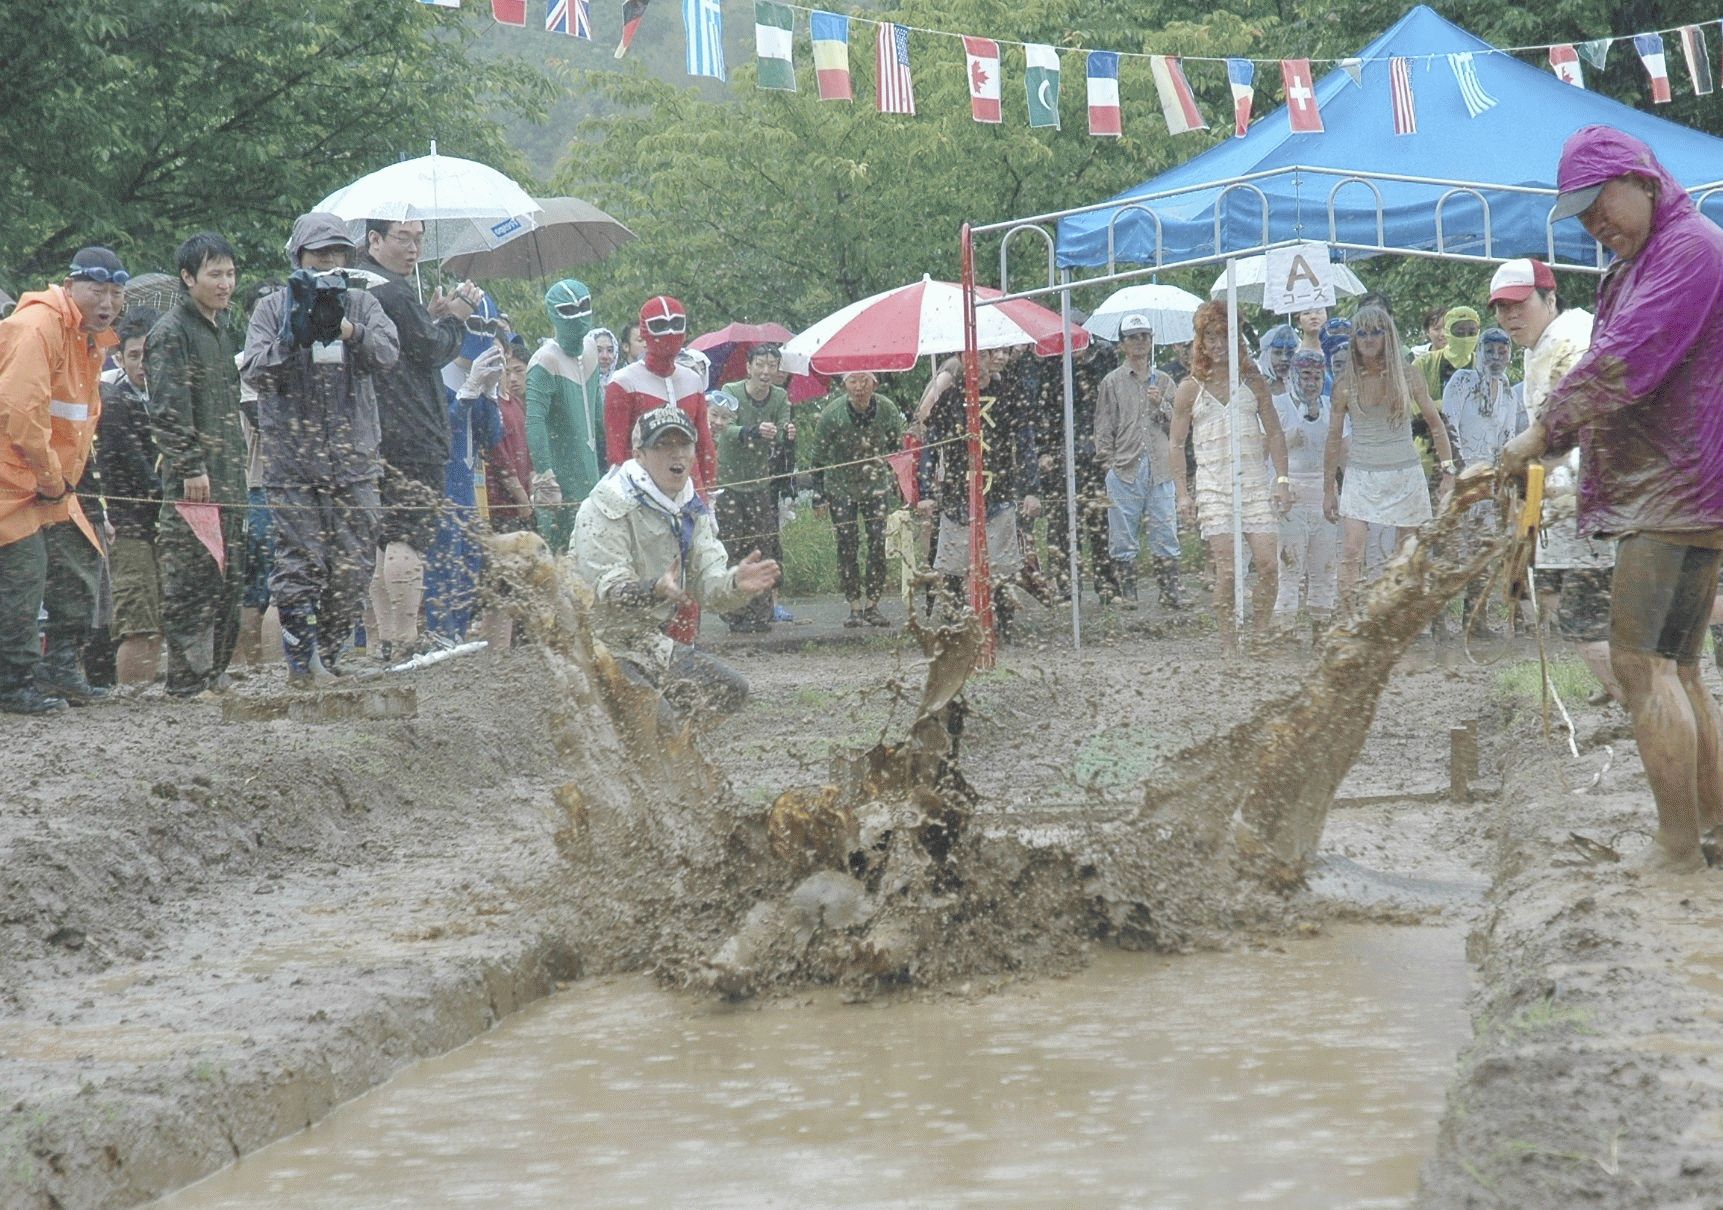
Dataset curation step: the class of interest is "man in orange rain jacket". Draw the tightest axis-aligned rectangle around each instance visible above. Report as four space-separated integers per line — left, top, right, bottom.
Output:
0 247 126 713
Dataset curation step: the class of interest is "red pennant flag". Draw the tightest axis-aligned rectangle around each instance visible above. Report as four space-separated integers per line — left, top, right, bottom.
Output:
175 502 226 573
491 0 527 24
1281 59 1323 133
963 37 1001 124
615 0 649 58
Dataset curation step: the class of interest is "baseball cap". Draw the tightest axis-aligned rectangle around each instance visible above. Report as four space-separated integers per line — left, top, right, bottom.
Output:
1550 183 1604 223
1488 258 1556 304
1118 313 1153 336
633 406 697 449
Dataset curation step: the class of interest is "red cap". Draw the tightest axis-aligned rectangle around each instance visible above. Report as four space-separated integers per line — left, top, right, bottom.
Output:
1488 258 1557 304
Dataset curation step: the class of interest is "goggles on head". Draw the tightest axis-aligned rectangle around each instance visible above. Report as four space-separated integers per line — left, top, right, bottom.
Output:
646 313 687 337
70 266 130 286
552 298 592 320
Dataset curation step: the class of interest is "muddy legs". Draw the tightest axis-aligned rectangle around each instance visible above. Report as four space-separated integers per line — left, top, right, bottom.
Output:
1612 649 1711 869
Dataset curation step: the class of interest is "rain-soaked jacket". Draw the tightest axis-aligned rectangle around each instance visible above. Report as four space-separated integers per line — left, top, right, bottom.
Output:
242 213 401 488
1540 126 1723 538
572 460 748 667
0 285 113 550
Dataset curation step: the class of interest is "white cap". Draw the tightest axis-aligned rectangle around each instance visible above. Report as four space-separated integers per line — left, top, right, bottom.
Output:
1487 258 1556 304
1118 313 1152 336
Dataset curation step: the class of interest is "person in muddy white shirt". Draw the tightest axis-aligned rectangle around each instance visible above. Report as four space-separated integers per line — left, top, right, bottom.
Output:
572 406 779 726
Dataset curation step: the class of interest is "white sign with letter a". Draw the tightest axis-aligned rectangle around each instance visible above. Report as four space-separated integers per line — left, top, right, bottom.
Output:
1264 242 1336 313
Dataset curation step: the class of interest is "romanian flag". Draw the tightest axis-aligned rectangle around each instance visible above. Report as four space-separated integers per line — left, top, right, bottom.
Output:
811 10 851 101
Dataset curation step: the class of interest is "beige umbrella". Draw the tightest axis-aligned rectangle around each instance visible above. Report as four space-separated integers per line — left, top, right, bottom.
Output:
124 272 181 313
438 196 636 280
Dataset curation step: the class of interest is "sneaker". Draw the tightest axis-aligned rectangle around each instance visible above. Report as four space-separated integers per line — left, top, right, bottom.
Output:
843 609 866 629
0 684 68 714
860 605 892 628
772 604 795 623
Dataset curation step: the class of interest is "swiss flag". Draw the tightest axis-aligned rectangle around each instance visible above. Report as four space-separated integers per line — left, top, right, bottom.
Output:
1281 58 1323 133
491 0 527 25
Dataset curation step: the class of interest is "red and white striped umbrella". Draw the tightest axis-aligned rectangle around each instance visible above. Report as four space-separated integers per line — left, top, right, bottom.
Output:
780 275 1089 376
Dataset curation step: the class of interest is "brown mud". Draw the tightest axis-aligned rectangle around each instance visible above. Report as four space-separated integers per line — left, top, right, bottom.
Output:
2 507 1720 1206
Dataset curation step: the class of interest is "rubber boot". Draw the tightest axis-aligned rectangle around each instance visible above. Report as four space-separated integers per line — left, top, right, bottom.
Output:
1112 559 1140 610
0 673 66 714
35 636 111 705
280 607 317 690
1153 557 1188 611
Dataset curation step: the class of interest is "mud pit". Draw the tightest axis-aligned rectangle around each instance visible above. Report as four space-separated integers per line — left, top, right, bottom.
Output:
5 504 1723 1206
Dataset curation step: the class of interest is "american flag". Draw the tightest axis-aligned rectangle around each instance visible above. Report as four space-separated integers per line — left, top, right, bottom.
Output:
1389 56 1416 136
876 22 915 115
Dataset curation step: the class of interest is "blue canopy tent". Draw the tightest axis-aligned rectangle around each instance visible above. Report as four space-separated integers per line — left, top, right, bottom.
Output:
1054 5 1723 272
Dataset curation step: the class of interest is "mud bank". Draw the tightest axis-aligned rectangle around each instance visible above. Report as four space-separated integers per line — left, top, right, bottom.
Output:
3 595 1508 1209
1418 692 1723 1207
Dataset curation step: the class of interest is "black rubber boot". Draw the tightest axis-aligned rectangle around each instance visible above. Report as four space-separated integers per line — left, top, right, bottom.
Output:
1153 557 1188 610
1112 559 1140 609
35 637 111 705
280 607 317 689
0 676 67 714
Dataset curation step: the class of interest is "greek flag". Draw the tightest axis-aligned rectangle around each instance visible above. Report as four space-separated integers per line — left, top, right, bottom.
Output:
1447 52 1497 118
683 0 726 81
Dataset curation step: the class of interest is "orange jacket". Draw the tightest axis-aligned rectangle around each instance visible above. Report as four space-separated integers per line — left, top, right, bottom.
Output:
0 286 114 549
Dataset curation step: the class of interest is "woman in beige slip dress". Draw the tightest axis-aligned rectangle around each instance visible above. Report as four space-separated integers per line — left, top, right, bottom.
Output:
1171 301 1294 654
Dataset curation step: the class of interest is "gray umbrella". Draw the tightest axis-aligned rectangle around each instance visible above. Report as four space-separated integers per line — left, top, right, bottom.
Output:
438 196 635 280
124 272 181 313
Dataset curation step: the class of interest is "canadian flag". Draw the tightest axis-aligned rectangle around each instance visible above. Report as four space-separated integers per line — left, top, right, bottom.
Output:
964 37 1001 124
1281 58 1323 133
1548 44 1584 87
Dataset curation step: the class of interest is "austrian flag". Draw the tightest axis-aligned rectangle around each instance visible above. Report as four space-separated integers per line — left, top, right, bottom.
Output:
964 36 1001 124
1087 51 1121 137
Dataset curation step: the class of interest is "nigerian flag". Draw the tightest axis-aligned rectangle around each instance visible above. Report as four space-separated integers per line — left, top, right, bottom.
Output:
755 1 796 91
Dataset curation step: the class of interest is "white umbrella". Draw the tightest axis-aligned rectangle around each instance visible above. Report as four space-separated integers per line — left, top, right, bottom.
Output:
781 275 1087 376
1208 256 1368 307
1083 283 1205 342
314 147 542 261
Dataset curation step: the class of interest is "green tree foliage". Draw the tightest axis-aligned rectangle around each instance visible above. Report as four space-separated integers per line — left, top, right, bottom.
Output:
0 0 555 292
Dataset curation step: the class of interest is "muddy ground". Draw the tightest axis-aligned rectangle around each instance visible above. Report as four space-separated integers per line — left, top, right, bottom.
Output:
1 594 1719 1207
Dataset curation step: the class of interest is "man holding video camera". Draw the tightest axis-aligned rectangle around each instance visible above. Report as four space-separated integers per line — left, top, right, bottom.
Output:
242 213 399 685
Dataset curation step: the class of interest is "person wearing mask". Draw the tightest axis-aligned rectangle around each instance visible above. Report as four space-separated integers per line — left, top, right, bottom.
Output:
572 406 780 728
358 218 479 658
242 212 400 683
148 232 249 698
1324 305 1456 613
99 308 165 686
716 344 795 633
1442 327 1527 638
1413 306 1482 402
1488 258 1616 702
811 371 905 628
526 279 602 554
1500 129 1723 872
1272 348 1341 639
1093 315 1183 609
1256 323 1299 398
1170 301 1293 653
0 247 125 712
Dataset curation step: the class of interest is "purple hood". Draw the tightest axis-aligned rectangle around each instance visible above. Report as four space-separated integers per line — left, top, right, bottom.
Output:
1540 125 1723 538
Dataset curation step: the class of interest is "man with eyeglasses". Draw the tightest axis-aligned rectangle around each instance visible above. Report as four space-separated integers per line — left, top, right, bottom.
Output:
242 212 400 685
358 218 479 658
526 278 604 554
147 231 249 698
0 247 125 712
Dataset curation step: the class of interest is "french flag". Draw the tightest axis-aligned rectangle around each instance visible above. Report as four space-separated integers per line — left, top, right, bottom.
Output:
1087 51 1121 137
1634 33 1672 103
1226 59 1254 138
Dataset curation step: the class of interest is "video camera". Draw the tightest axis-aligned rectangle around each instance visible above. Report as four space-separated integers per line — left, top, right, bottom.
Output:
285 268 350 349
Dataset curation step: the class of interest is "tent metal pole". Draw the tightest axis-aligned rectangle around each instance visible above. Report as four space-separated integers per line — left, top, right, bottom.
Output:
1058 269 1081 652
1225 260 1245 628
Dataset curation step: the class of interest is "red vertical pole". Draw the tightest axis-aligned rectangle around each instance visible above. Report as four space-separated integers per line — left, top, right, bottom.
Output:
959 223 997 667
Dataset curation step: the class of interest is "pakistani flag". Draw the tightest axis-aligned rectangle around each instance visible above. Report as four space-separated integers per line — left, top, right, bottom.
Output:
754 1 795 91
1025 43 1060 128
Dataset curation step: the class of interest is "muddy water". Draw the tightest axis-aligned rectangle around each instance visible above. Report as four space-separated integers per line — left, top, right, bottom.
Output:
155 925 1469 1209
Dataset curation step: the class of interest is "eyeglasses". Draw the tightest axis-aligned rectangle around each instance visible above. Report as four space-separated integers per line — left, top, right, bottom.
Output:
552 300 592 320
1121 332 1152 340
645 314 687 336
69 266 130 286
385 231 424 249
1354 327 1386 337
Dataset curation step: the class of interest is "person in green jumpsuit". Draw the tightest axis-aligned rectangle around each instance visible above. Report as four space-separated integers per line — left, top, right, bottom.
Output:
526 279 601 554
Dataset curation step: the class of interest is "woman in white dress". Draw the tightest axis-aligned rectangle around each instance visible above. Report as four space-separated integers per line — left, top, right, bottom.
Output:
1170 301 1294 653
1322 304 1457 611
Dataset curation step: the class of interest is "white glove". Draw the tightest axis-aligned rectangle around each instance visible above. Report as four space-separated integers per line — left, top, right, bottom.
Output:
531 471 563 507
458 345 506 398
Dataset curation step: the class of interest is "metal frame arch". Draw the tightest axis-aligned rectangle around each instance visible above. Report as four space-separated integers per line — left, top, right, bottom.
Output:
1433 187 1493 258
1326 177 1387 248
997 222 1059 299
1212 183 1271 256
1102 202 1166 276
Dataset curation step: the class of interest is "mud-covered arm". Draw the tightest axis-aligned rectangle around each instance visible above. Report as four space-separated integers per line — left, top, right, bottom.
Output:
0 324 65 493
1541 241 1723 454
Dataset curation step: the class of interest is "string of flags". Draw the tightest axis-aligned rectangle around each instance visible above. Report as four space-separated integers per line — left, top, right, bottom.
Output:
432 1 1723 137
